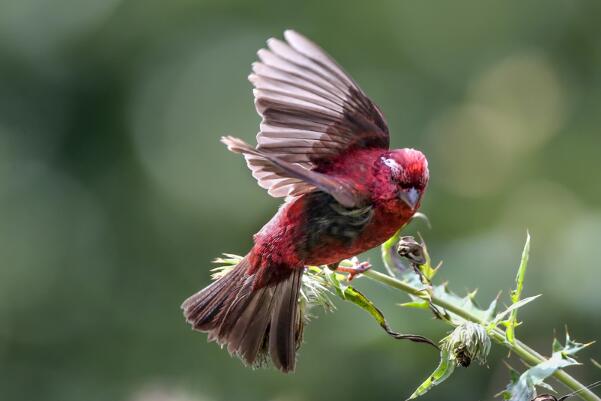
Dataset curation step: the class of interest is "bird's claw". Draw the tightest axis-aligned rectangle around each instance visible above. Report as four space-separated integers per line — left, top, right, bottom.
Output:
335 259 372 281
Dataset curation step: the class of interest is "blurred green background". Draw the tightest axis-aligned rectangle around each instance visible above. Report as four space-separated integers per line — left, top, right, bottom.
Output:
1 1 600 400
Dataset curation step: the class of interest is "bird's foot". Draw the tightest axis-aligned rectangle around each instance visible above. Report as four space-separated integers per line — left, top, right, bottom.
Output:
333 258 372 281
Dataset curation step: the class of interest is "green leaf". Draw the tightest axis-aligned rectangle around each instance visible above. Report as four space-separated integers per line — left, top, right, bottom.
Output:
381 233 500 325
488 295 541 331
498 364 521 400
380 216 432 278
408 349 456 399
552 337 563 353
381 228 404 276
561 330 594 355
417 240 439 281
592 358 601 370
429 283 500 325
324 267 436 347
506 232 531 344
324 267 389 328
503 332 593 401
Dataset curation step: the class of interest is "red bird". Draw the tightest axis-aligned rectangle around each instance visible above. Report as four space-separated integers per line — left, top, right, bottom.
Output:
182 30 429 372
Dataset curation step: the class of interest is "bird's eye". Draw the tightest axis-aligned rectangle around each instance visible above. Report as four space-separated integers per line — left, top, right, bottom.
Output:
381 157 403 177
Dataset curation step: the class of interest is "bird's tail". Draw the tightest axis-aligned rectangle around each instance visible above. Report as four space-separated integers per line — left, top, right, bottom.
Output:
181 256 304 372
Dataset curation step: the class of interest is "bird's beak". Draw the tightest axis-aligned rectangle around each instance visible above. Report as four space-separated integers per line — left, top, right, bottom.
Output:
399 187 420 209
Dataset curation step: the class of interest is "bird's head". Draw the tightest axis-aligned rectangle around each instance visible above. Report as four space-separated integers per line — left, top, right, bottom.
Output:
373 148 429 211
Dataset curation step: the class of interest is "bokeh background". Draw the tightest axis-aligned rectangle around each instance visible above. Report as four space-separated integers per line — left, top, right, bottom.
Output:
1 1 600 400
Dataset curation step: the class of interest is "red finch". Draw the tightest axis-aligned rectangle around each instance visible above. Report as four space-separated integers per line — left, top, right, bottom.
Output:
182 30 429 372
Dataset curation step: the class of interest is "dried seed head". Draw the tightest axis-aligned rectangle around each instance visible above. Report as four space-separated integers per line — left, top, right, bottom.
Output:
441 322 491 367
397 236 427 265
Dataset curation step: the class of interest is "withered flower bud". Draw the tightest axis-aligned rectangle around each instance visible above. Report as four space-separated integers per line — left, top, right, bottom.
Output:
441 322 491 367
397 236 427 265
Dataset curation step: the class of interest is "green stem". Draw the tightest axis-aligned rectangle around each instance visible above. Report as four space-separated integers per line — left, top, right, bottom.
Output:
363 269 601 401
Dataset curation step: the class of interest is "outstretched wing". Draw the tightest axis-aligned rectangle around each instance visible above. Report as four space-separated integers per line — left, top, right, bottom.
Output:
228 30 390 203
222 136 364 208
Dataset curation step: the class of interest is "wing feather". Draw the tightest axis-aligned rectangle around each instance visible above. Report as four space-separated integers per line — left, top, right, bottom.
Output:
227 30 390 201
223 136 364 208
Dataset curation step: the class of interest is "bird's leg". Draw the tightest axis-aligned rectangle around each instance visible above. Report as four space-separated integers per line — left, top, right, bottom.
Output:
328 258 372 281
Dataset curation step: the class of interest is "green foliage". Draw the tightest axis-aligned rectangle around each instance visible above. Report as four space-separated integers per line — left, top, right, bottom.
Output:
409 322 492 399
381 228 405 276
505 233 531 344
487 295 541 332
375 233 598 400
500 332 593 401
408 348 456 400
215 233 598 401
324 267 388 328
322 266 435 346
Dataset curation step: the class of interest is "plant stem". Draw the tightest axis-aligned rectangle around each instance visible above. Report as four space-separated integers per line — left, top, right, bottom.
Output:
363 269 601 401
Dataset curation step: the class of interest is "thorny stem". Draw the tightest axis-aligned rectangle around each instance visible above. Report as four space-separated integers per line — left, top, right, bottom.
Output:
363 269 601 401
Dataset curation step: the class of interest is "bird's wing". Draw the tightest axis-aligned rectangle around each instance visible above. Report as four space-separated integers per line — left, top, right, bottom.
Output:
222 136 364 208
252 30 389 165
228 30 389 200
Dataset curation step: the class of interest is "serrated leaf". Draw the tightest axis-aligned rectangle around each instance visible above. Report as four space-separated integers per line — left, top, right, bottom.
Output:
417 240 439 281
498 364 521 400
562 330 594 355
424 283 500 324
506 233 531 344
381 234 499 325
483 294 500 322
488 295 541 331
552 337 562 353
503 332 592 401
408 349 455 399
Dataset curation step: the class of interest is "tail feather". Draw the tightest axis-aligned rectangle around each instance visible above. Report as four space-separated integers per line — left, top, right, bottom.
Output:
269 269 302 372
182 265 246 331
182 256 304 372
237 289 276 365
224 284 272 354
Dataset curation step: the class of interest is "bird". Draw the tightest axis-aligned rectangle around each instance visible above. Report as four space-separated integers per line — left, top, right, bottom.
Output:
181 30 430 373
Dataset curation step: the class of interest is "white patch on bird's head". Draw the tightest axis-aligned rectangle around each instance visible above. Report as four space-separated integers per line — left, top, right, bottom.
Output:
381 157 403 177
